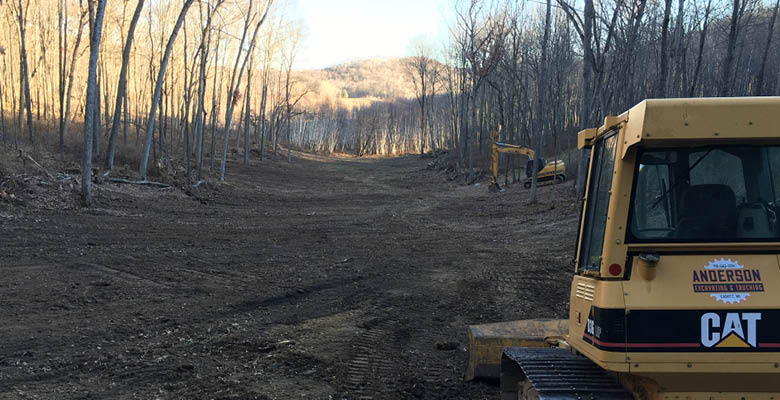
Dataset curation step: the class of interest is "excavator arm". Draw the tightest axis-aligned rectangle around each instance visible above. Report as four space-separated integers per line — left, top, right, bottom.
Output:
489 142 535 192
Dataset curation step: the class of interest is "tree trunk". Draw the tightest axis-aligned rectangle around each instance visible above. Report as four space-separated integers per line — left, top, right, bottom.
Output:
106 0 145 170
220 0 273 180
181 19 192 176
244 53 254 165
755 0 779 95
210 105 218 170
0 78 5 143
672 0 687 96
139 0 195 179
58 0 67 157
11 58 18 148
255 114 262 160
195 1 225 178
657 0 673 97
259 122 266 160
210 47 222 171
62 19 84 147
123 88 129 145
720 0 741 96
575 0 596 198
259 74 268 161
531 0 552 204
94 71 101 158
689 0 712 96
15 0 35 145
287 112 292 162
273 111 279 155
83 0 107 206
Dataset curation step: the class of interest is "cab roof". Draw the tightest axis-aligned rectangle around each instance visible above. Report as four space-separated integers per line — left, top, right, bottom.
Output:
577 97 780 158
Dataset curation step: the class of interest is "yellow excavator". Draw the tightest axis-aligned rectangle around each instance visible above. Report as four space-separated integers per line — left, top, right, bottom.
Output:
467 97 780 399
489 142 566 193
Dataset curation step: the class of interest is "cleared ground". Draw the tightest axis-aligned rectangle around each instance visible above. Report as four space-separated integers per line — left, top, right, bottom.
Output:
0 153 578 399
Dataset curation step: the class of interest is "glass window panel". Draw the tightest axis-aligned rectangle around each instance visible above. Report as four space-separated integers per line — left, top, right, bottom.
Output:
630 145 780 242
579 133 618 271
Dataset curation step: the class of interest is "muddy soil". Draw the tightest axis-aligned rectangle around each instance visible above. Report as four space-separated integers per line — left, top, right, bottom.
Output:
0 153 578 399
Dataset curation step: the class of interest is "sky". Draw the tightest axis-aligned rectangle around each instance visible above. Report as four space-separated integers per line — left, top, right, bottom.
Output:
291 0 453 70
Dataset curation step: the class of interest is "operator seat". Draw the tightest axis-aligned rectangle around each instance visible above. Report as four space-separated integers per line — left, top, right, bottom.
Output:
676 184 738 239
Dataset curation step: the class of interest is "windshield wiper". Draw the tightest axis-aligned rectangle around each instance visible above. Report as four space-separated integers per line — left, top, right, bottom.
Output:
651 149 713 209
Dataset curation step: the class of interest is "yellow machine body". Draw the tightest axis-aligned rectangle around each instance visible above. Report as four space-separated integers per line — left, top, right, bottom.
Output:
467 97 780 398
525 159 566 188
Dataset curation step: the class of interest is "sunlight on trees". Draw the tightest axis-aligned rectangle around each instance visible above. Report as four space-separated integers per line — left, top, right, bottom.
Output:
1 0 780 199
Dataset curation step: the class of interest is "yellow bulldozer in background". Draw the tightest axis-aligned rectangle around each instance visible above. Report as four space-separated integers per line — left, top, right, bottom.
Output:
489 142 566 192
468 97 780 399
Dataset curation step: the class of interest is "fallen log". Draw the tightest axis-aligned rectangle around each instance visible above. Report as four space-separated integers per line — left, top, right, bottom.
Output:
108 178 171 189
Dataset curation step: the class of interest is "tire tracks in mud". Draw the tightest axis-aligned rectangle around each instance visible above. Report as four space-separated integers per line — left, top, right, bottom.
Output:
81 262 172 288
344 323 399 398
342 321 456 399
477 267 564 294
338 294 460 399
230 275 368 313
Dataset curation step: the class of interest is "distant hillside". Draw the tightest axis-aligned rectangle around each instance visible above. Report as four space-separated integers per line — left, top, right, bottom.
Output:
295 58 419 109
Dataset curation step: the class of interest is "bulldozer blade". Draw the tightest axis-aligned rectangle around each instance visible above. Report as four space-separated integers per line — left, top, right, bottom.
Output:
464 318 567 381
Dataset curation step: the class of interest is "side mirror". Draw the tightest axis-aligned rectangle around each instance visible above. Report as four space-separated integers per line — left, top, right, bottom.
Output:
638 252 660 281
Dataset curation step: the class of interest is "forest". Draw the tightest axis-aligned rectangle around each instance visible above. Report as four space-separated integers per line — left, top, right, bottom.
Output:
1 0 779 202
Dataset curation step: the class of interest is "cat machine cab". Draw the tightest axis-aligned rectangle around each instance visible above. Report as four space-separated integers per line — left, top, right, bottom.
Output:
467 97 780 399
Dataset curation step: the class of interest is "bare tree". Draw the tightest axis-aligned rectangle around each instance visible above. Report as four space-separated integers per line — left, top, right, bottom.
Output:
219 0 273 180
455 0 505 177
257 15 284 161
194 0 226 178
557 0 621 196
82 0 107 206
689 0 713 96
656 0 673 97
720 0 749 96
530 0 552 204
282 24 306 163
10 0 34 145
57 0 67 155
755 0 779 95
0 46 5 144
106 0 145 170
139 0 195 179
406 39 433 156
243 50 254 165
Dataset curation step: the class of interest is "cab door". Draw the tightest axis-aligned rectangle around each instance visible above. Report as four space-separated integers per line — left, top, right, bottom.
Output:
569 130 630 368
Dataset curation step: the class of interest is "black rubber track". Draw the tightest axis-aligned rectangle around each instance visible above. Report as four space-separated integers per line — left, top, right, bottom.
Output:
501 347 633 400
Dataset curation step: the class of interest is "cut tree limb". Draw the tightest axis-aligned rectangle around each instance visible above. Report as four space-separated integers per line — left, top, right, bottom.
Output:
19 150 55 180
108 178 171 188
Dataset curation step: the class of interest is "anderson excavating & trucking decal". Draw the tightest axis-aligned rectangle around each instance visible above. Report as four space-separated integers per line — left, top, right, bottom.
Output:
692 258 764 304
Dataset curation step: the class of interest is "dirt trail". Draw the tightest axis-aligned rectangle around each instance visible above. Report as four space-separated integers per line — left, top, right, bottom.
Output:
0 154 578 399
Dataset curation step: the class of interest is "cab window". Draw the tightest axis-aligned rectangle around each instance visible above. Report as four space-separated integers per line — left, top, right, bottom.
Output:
579 133 618 271
629 146 780 242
